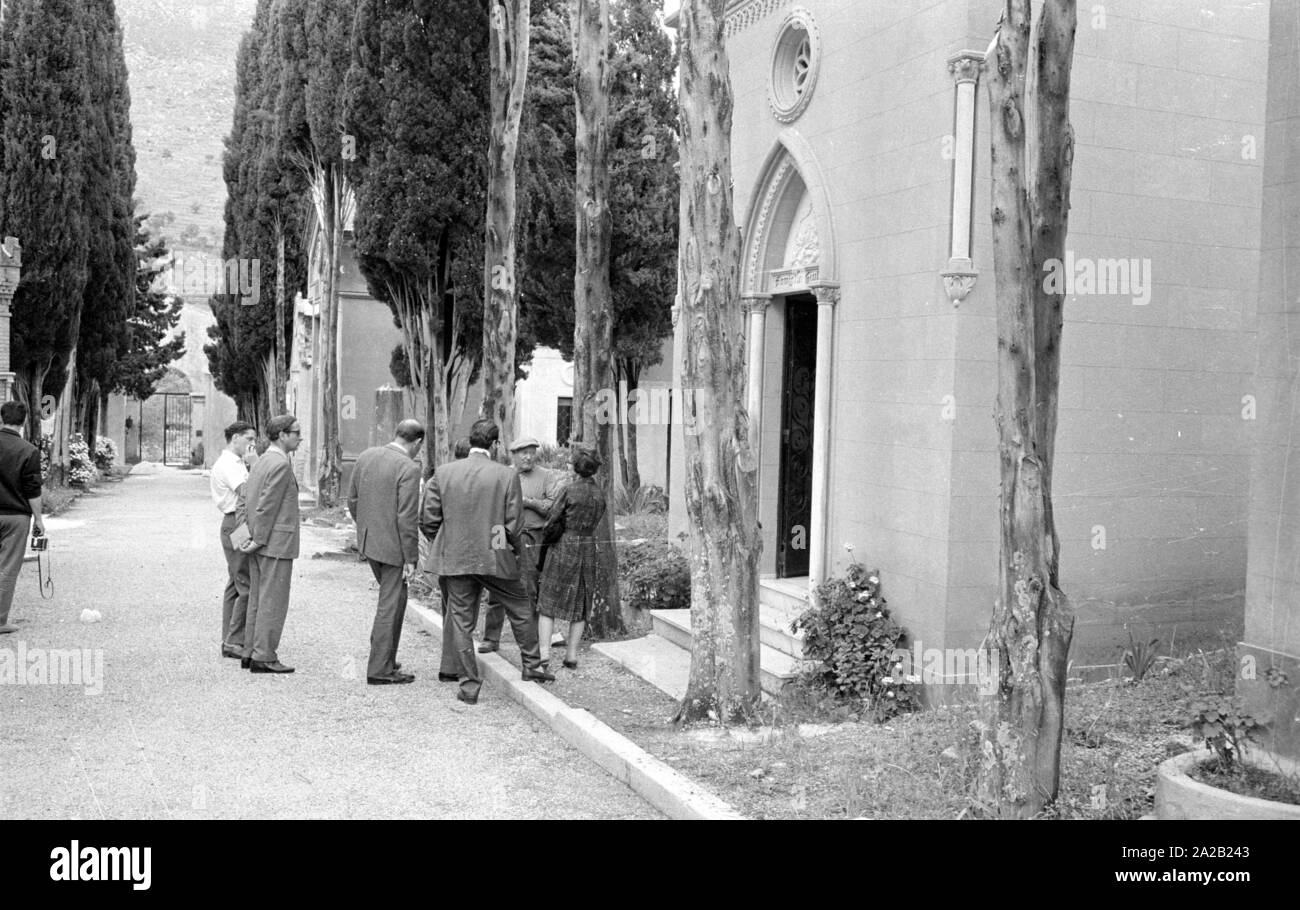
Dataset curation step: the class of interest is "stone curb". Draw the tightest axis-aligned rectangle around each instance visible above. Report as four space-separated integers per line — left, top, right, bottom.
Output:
405 599 745 820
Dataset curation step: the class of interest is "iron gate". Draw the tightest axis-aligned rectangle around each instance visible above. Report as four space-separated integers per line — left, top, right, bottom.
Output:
163 394 191 466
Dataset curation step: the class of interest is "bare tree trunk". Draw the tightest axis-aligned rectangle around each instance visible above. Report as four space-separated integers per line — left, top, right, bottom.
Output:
98 393 109 456
16 354 51 443
481 0 530 448
316 165 344 505
53 348 77 486
572 0 624 638
975 0 1077 818
673 0 762 725
274 225 288 413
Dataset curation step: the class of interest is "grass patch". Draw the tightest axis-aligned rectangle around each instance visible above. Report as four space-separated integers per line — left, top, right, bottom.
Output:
452 603 1246 818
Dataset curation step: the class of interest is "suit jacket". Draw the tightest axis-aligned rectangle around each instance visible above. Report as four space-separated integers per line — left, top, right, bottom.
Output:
347 443 421 567
420 452 523 578
241 445 300 560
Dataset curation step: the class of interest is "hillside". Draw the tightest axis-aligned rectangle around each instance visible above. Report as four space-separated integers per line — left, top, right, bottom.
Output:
117 0 257 259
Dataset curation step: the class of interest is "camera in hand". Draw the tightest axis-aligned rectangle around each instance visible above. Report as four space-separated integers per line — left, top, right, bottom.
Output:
30 534 48 551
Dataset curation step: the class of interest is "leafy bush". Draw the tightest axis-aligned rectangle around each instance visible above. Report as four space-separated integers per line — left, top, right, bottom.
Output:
67 433 96 487
617 538 690 612
93 436 118 471
1187 696 1266 771
534 443 571 473
793 559 920 722
614 483 667 516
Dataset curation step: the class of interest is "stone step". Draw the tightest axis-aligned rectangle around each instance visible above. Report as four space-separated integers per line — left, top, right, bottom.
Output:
648 609 801 696
758 576 810 616
758 578 811 658
592 633 690 702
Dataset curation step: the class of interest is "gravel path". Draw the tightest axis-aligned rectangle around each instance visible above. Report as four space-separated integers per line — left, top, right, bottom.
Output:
0 469 658 820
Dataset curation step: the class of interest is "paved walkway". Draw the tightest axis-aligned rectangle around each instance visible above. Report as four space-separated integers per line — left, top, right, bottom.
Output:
0 469 657 819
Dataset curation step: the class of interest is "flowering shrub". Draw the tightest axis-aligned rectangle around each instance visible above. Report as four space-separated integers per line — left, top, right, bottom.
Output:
67 433 96 487
93 436 118 471
617 538 690 612
793 552 921 721
39 433 53 483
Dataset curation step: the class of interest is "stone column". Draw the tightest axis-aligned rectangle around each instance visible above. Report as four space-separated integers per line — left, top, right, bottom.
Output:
0 236 20 403
742 294 771 454
942 51 983 305
808 282 839 588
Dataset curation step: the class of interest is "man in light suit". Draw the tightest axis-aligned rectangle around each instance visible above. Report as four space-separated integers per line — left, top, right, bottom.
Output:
347 419 424 685
421 418 553 704
238 414 302 674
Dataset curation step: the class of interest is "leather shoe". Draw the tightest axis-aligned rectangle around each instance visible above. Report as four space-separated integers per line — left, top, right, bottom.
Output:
477 642 499 654
222 646 243 660
456 690 478 705
522 668 556 683
240 657 252 669
367 672 415 685
249 660 295 674
438 673 460 682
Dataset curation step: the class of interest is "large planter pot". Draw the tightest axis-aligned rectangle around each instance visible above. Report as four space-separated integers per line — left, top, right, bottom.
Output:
1156 749 1300 820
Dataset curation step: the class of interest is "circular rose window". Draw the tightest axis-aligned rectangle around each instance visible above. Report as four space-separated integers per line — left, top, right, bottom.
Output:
769 8 820 123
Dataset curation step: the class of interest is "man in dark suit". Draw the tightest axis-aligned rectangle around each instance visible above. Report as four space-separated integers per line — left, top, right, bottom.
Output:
421 419 553 704
0 401 43 635
238 414 302 674
347 419 424 685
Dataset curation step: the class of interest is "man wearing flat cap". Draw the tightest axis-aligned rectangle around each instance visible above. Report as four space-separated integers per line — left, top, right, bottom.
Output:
478 435 561 654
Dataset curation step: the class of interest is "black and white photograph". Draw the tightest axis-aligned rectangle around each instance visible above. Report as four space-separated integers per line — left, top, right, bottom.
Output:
0 0 1296 884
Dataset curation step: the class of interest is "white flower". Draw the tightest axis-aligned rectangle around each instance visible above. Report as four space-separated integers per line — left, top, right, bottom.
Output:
881 676 893 684
905 674 920 684
868 576 879 585
843 542 855 552
856 591 871 602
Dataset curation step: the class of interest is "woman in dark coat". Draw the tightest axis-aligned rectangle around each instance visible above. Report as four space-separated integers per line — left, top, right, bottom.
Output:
536 450 607 669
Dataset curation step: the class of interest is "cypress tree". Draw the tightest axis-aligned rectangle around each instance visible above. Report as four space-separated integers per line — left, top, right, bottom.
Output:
0 0 93 440
74 1 138 445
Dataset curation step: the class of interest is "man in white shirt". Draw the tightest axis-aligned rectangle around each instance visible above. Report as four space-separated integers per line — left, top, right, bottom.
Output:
211 420 256 659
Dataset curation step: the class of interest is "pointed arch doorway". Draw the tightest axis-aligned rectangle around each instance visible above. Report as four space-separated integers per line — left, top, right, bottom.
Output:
740 134 839 588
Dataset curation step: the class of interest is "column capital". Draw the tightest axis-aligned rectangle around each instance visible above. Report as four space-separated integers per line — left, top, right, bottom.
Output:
742 293 772 315
947 49 985 85
811 282 840 307
941 258 979 306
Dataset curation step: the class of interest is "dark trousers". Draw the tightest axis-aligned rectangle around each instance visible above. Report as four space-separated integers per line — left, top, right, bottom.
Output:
438 575 458 676
0 513 31 626
245 554 293 663
482 528 541 643
444 574 542 700
367 559 407 679
219 513 250 649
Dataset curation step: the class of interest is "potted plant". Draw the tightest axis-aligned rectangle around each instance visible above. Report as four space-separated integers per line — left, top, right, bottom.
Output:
1155 696 1300 819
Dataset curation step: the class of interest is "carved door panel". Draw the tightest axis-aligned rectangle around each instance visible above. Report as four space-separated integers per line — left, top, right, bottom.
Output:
777 297 817 578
